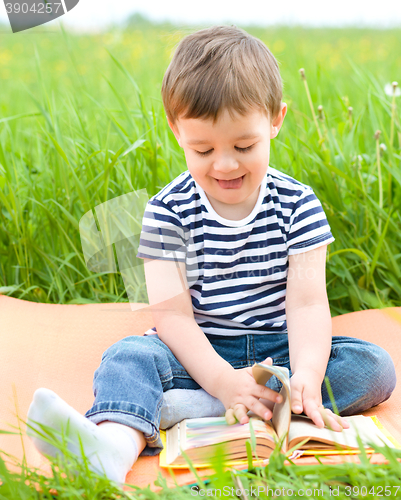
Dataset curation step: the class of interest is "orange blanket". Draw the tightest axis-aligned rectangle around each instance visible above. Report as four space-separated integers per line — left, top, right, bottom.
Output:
1 295 401 489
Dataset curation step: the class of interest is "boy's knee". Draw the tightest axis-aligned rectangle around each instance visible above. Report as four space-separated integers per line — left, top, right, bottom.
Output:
352 342 396 399
367 345 397 402
359 344 396 392
103 335 142 358
337 339 395 386
101 335 166 364
352 343 396 409
327 340 396 414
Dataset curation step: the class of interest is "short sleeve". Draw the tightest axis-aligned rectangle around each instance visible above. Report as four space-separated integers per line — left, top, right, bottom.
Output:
287 188 334 255
136 198 188 262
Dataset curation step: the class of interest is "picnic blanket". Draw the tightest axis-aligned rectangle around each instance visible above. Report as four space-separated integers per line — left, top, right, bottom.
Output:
1 295 401 489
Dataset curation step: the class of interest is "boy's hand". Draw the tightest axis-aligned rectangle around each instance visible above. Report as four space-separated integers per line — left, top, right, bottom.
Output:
222 357 282 425
290 369 350 431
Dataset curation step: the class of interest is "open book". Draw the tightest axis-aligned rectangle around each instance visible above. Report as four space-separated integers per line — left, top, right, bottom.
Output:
161 362 399 468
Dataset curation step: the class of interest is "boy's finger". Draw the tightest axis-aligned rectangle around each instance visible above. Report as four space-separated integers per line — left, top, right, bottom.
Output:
261 357 273 366
337 414 350 429
290 390 303 414
317 406 343 431
325 409 350 429
233 404 249 425
321 408 346 432
309 408 325 428
247 400 273 421
225 408 237 425
256 385 283 404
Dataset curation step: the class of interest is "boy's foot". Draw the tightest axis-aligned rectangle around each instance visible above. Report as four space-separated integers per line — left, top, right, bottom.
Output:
160 388 225 429
27 388 138 484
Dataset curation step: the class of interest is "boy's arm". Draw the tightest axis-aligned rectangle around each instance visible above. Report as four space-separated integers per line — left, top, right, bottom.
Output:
143 257 281 421
286 245 349 431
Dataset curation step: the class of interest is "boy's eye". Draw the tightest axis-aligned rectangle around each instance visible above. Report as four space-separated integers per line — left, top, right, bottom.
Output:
235 145 254 153
195 145 254 157
195 149 213 157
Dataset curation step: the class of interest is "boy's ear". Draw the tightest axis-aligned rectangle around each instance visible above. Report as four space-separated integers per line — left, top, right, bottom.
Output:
167 117 182 147
270 102 287 139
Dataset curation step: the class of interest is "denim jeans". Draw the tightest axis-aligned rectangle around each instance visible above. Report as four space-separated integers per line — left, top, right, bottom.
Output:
85 334 396 456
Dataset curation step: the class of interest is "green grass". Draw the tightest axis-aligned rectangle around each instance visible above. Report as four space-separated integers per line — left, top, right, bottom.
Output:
1 21 401 497
0 24 400 312
2 423 401 499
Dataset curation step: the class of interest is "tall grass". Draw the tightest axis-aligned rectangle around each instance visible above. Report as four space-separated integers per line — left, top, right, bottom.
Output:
0 25 400 314
1 21 401 495
1 423 401 499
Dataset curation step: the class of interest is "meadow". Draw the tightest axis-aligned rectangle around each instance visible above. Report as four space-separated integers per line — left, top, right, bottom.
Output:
0 23 400 313
1 21 401 498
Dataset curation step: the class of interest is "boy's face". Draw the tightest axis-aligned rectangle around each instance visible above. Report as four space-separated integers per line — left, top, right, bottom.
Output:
168 105 287 217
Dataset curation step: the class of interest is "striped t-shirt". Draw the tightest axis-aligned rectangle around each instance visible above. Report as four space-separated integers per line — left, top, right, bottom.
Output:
137 167 334 336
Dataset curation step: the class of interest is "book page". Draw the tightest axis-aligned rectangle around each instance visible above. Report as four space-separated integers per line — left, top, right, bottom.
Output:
164 416 277 465
165 421 181 465
288 415 397 451
252 363 291 451
183 417 276 448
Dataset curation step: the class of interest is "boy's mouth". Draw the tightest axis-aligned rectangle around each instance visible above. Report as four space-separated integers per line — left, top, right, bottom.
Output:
216 175 245 189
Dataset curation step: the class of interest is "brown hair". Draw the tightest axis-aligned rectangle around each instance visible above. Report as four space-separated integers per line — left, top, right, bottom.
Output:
162 25 283 125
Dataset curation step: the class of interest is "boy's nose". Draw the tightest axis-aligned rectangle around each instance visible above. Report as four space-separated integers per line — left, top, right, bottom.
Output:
212 154 239 173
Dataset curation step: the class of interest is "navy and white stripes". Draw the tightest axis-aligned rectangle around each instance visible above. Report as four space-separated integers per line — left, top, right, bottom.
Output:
137 167 334 336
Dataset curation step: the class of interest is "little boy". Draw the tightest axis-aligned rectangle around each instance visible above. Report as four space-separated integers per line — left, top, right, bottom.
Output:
27 25 396 484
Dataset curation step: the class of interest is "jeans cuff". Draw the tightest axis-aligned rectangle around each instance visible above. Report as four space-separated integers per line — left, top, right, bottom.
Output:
85 403 163 456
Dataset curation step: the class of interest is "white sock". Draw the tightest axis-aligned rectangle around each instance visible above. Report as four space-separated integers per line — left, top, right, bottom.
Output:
27 388 138 484
160 388 225 429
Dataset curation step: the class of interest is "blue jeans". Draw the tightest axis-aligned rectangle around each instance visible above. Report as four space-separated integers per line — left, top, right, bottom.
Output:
85 334 396 456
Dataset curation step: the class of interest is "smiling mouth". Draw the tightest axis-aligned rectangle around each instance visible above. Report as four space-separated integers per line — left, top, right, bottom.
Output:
216 175 245 189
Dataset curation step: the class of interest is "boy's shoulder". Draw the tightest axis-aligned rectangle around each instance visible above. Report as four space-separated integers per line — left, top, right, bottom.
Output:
267 166 314 197
148 170 197 214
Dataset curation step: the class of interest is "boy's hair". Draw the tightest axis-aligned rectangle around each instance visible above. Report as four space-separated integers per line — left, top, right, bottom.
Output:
162 25 283 125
